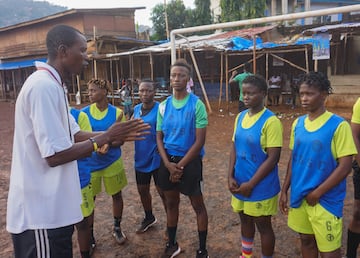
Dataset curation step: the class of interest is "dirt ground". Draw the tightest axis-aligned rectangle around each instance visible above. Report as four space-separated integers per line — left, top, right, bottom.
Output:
0 100 357 258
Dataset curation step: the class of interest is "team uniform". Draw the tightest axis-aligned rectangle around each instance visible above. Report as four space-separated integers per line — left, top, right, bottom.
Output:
7 62 83 258
231 108 282 216
351 98 360 200
288 111 357 252
157 93 208 196
82 103 127 196
70 108 95 217
133 102 161 185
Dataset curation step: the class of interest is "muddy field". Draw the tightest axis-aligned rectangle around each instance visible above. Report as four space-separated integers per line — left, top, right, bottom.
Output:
0 100 356 257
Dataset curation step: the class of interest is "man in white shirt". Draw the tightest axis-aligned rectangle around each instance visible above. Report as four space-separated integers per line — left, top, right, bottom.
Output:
268 75 282 106
6 25 149 258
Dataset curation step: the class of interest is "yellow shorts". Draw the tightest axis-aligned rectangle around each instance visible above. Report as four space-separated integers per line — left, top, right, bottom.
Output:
80 184 94 218
91 158 128 196
288 201 342 252
231 195 278 217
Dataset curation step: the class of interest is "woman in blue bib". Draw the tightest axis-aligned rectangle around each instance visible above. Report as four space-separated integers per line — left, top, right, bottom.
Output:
132 79 166 233
280 72 357 257
70 108 94 258
156 59 209 258
82 79 128 247
228 74 283 258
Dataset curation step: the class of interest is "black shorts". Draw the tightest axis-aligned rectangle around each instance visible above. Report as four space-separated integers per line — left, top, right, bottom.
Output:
158 155 203 196
12 225 74 258
135 169 160 186
353 160 360 200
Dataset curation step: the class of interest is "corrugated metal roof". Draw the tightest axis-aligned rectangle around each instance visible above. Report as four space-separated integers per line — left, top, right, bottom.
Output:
303 22 360 35
105 25 311 58
208 25 277 40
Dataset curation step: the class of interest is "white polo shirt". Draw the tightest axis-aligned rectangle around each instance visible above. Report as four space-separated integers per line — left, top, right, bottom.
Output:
7 62 83 234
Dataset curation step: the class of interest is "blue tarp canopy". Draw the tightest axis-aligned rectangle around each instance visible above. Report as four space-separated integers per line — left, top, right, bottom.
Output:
230 36 316 51
0 58 47 70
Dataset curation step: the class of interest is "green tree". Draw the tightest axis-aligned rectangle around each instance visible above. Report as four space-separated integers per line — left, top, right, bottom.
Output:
150 0 187 41
219 0 266 23
189 0 212 27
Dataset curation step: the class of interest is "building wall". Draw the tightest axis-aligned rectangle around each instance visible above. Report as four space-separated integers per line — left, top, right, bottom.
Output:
0 15 85 60
0 9 140 100
83 13 136 38
0 11 137 61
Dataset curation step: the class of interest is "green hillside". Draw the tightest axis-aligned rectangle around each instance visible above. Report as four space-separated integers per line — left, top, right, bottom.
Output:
0 0 67 28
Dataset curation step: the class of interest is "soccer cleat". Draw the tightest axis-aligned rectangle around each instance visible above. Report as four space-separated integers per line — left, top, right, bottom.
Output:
196 249 209 258
136 216 157 233
161 242 181 258
112 226 127 245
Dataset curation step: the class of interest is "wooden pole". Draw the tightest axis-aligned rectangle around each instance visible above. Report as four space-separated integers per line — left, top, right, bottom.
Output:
253 36 257 73
218 53 224 110
110 59 114 105
228 54 264 73
129 55 133 80
130 55 135 102
93 26 97 79
116 60 120 91
120 58 124 79
76 75 81 104
271 53 307 72
314 59 318 72
0 70 4 99
342 34 348 75
11 70 16 99
150 52 154 80
334 43 338 75
72 74 76 94
265 53 269 106
266 53 269 81
94 60 97 79
225 53 229 111
305 47 309 72
76 75 81 93
188 48 212 113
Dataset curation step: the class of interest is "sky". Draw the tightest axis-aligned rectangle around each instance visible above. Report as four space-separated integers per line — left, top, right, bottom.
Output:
43 0 195 27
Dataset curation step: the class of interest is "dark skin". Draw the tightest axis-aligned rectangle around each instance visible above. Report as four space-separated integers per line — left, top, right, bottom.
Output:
279 83 353 258
45 33 149 167
133 82 166 227
348 121 360 234
75 215 92 255
227 82 281 256
346 118 360 257
44 31 149 255
156 65 208 234
87 79 132 242
88 82 124 152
